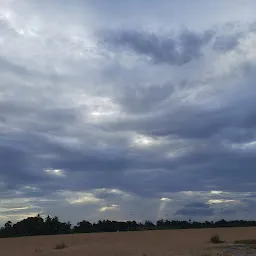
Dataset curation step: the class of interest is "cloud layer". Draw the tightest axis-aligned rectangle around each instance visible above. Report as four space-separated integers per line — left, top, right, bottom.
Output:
0 0 256 225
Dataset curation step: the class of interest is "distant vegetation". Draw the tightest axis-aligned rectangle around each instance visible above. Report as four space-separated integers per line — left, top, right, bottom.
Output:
1 214 256 238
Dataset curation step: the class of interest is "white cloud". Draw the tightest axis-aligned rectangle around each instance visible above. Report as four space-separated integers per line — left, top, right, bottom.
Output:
208 199 238 205
99 204 120 212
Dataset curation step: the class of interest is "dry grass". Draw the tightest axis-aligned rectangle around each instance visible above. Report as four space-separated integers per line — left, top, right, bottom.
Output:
234 239 256 245
54 241 68 250
0 227 256 256
190 248 213 256
35 248 42 253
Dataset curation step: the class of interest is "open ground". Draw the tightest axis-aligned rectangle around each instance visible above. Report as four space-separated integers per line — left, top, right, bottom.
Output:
1 227 256 256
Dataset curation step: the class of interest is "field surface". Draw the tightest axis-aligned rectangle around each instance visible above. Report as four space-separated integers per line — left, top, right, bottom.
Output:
1 227 256 256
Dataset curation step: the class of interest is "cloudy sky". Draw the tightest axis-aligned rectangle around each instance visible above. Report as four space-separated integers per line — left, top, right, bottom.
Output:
0 0 256 226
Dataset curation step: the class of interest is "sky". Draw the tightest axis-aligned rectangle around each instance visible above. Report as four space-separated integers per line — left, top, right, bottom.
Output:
0 0 256 226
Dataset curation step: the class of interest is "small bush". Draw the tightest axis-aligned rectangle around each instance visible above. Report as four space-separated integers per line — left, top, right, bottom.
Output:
210 234 224 244
54 241 67 250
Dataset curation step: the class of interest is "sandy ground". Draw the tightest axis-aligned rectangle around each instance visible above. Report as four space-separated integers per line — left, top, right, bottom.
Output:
1 227 256 256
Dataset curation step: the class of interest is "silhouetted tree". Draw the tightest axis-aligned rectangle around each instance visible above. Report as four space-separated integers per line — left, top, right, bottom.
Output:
1 213 256 238
74 220 93 233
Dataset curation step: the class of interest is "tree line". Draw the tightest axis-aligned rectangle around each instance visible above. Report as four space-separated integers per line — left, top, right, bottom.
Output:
1 214 256 238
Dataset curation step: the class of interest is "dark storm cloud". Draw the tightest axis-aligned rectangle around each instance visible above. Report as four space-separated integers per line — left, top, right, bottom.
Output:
0 116 6 122
2 101 256 200
0 146 32 182
212 34 241 52
101 29 214 66
0 18 19 37
109 62 256 141
0 57 32 76
114 82 175 114
22 135 254 197
1 0 256 224
0 143 56 188
250 22 256 32
175 202 214 217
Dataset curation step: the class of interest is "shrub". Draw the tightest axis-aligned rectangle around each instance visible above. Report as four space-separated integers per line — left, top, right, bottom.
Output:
54 241 67 250
210 234 224 244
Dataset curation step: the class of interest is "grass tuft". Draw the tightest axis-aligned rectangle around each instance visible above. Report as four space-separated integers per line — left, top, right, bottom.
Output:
234 239 256 245
54 241 67 250
210 234 224 244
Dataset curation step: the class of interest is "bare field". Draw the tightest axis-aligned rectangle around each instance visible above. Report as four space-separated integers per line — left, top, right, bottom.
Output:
1 227 256 256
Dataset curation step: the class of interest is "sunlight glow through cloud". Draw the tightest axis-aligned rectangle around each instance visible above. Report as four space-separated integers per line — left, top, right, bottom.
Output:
44 169 66 177
158 198 172 220
210 191 230 195
208 199 238 204
59 191 102 205
131 134 162 148
160 198 171 201
99 204 119 212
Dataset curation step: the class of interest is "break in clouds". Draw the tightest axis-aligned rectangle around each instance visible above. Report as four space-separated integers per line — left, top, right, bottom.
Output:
0 0 256 225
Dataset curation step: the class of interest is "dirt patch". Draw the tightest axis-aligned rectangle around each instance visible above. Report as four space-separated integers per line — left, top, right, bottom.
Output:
1 227 256 256
215 245 256 256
